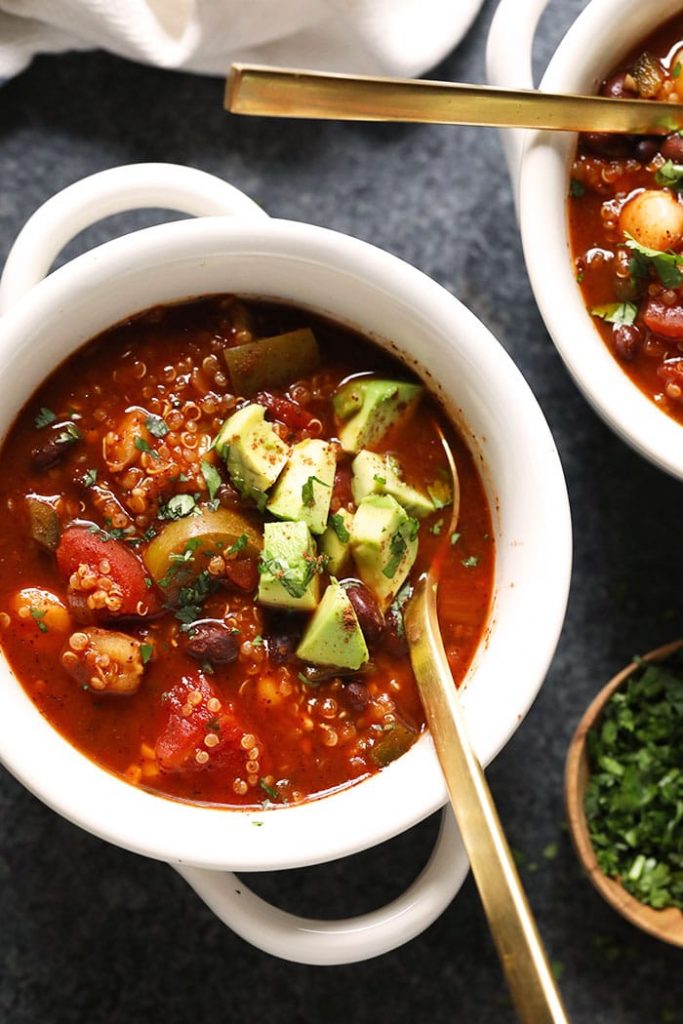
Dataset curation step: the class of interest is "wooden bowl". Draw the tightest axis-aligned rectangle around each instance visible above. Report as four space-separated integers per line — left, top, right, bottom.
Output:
565 639 683 947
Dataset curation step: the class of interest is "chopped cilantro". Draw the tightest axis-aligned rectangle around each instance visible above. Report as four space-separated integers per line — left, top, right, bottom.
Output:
145 413 170 438
252 634 264 648
591 302 638 327
201 460 222 502
140 643 153 664
624 233 683 288
259 778 279 802
56 423 82 445
383 530 407 579
259 550 326 599
158 494 197 520
173 570 214 626
301 475 331 507
34 407 57 429
569 178 585 199
227 533 248 556
674 63 682 80
462 555 479 568
542 841 558 861
329 512 350 544
134 435 160 459
427 478 452 509
576 270 585 284
30 606 48 633
584 651 683 910
88 524 128 542
430 519 444 536
82 468 98 488
373 473 387 486
142 526 157 543
144 577 153 589
655 159 683 189
450 531 461 546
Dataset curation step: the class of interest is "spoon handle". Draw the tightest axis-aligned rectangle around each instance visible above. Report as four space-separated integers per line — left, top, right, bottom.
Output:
226 64 681 136
405 578 570 1024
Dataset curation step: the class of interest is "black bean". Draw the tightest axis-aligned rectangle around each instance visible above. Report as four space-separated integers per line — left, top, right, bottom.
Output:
600 72 637 99
582 132 635 160
267 633 296 666
613 324 643 363
184 620 239 664
344 681 370 713
384 604 408 656
661 133 683 163
343 581 385 646
634 138 659 163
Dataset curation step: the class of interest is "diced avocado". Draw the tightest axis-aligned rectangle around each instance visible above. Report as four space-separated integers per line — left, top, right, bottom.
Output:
214 403 289 509
333 378 423 454
258 521 322 611
223 328 320 396
266 438 336 534
320 508 354 575
350 495 419 609
351 450 434 519
296 579 369 670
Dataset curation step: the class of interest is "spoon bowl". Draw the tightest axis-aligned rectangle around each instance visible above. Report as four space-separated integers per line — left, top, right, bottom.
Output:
565 640 683 948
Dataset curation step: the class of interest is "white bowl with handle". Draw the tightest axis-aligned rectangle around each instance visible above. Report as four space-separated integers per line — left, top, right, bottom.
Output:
487 0 683 479
0 162 571 965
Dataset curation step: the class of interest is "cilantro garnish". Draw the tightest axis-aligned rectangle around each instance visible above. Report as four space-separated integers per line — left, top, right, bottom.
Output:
134 436 160 460
201 460 222 502
655 159 683 189
591 302 638 327
34 407 56 429
173 570 213 626
430 519 444 536
373 473 387 486
259 550 327 599
301 475 331 507
584 652 683 910
624 232 683 289
450 531 461 546
158 494 197 521
30 606 48 633
383 531 407 579
56 423 82 446
569 178 585 199
329 512 350 544
427 477 452 509
82 468 98 488
462 555 479 568
140 643 153 664
259 778 280 802
227 533 248 556
145 413 170 439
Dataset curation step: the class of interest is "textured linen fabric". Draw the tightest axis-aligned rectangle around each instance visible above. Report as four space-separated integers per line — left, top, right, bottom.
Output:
0 0 484 80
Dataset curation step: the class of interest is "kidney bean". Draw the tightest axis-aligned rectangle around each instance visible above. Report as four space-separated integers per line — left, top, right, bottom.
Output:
634 138 659 163
613 324 643 362
344 680 370 713
183 620 240 664
582 132 635 160
31 424 81 471
661 133 683 163
343 581 385 646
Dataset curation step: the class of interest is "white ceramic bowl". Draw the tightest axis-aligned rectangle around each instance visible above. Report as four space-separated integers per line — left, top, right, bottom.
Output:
488 0 683 480
0 163 571 964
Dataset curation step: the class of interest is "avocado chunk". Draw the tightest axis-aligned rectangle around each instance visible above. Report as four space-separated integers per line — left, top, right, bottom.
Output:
350 495 419 609
351 450 434 518
214 403 289 509
333 378 423 454
266 438 336 534
258 521 322 611
320 508 354 575
296 579 369 670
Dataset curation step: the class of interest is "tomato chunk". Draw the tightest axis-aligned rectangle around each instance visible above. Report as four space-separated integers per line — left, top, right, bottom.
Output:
156 673 260 774
223 556 259 592
56 525 161 617
643 299 683 339
254 392 315 430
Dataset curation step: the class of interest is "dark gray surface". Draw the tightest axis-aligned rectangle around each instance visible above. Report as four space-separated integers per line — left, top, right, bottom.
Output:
1 2 682 1022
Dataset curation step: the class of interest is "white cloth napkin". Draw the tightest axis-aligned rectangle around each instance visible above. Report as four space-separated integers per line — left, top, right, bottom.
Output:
0 0 483 82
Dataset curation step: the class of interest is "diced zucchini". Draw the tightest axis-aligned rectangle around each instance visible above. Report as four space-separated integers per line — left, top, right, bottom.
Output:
223 328 320 395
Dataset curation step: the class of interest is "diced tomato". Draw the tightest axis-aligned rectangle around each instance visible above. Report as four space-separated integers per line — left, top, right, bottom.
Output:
643 299 683 339
56 525 161 617
223 556 259 592
332 464 354 510
254 391 315 430
155 673 258 774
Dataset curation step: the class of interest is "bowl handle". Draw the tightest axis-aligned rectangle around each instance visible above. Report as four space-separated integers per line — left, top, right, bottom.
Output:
0 162 268 314
174 806 468 965
486 0 551 211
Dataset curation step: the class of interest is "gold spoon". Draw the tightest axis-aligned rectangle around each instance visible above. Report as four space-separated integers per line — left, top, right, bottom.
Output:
403 433 569 1024
226 64 683 135
565 639 683 948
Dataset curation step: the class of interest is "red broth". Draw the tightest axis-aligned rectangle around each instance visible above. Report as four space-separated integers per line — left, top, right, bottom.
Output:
569 13 683 424
0 296 493 808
